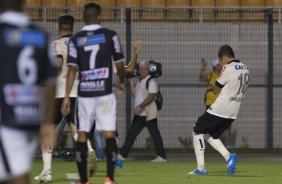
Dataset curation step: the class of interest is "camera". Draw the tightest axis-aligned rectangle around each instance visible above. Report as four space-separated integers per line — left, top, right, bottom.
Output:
126 60 162 78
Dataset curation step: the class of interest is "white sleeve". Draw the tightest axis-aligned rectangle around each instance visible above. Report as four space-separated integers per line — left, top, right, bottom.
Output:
217 65 231 87
148 79 158 93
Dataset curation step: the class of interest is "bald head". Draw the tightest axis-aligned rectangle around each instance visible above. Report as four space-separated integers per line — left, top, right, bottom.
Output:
0 0 24 12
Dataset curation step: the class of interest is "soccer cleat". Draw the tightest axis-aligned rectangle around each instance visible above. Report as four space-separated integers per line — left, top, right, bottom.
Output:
104 177 116 184
34 169 52 182
150 156 167 163
227 153 238 175
116 159 123 168
188 169 208 175
87 151 97 177
116 154 126 161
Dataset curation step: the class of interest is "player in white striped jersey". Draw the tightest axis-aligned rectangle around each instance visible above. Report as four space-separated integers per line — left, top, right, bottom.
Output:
189 45 249 176
34 15 96 183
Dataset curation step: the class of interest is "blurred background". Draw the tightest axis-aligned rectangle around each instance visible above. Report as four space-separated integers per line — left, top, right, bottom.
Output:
25 0 282 150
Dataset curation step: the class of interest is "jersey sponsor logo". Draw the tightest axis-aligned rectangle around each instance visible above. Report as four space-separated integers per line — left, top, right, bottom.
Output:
80 67 109 81
4 29 45 48
4 84 40 105
235 64 247 70
14 105 41 124
80 80 105 91
77 34 106 47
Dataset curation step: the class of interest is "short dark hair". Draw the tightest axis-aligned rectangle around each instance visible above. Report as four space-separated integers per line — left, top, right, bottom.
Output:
83 2 101 24
0 0 24 12
218 45 235 59
58 14 74 32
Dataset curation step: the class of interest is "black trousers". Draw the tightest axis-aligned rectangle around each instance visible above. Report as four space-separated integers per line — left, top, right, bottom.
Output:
120 116 166 159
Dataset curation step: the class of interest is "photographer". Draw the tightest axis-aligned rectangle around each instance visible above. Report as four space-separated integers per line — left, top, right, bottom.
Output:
118 60 167 162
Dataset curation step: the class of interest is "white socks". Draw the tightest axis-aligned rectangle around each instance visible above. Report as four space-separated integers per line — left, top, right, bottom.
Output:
206 136 230 161
42 146 52 172
193 133 205 171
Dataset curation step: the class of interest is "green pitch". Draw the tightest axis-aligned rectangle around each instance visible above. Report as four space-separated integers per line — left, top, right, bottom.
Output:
31 160 282 184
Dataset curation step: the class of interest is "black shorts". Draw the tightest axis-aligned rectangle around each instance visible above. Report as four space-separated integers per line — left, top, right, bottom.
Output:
55 97 76 125
193 111 234 139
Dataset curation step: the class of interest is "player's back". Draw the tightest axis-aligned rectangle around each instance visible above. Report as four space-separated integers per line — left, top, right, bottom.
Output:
0 12 56 130
68 26 124 97
52 36 78 98
208 60 249 119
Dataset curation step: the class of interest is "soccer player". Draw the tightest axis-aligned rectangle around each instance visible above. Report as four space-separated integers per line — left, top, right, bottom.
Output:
0 0 57 184
34 15 96 183
199 58 232 147
189 45 249 175
61 3 129 184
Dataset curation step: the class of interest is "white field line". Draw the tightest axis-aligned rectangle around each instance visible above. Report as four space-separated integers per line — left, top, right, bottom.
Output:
66 173 79 184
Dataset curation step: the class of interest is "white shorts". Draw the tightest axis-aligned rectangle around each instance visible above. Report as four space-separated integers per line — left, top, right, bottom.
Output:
76 93 117 132
0 126 38 182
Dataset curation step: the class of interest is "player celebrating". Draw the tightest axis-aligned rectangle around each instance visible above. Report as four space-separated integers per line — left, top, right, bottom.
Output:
189 45 249 175
34 15 96 183
0 0 57 183
61 2 131 184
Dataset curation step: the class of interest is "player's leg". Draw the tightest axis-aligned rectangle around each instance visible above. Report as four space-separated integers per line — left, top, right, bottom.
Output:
74 97 95 183
190 133 206 174
75 132 89 183
35 98 64 182
95 93 119 184
206 118 237 175
205 135 230 161
189 112 214 175
69 97 97 178
103 131 118 184
119 116 146 159
146 119 167 162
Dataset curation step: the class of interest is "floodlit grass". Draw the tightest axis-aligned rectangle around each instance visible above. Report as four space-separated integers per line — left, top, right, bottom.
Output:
30 158 282 184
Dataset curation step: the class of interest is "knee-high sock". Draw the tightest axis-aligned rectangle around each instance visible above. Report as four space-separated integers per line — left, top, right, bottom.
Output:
75 141 88 183
193 133 205 171
206 136 230 161
105 138 118 180
42 146 52 172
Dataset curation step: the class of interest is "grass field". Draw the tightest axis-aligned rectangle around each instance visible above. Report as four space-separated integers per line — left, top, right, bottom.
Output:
30 156 282 184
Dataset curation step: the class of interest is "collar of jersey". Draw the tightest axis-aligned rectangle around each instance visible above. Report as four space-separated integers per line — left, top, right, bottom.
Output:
0 11 30 27
228 59 240 64
82 24 102 31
